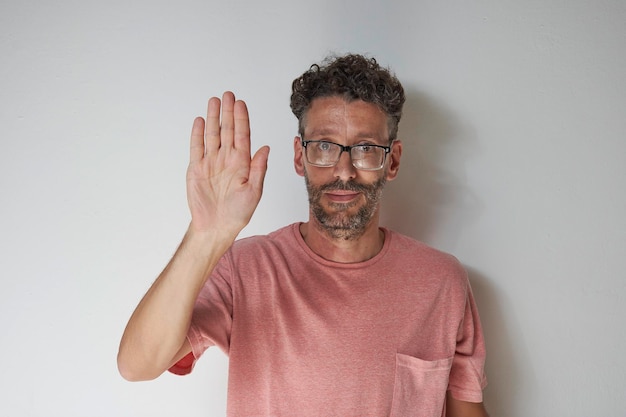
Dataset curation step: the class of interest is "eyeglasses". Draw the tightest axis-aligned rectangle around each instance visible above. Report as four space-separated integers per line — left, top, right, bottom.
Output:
300 139 393 171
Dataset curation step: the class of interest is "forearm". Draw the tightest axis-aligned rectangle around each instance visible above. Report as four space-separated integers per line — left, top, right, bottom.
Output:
446 392 489 417
117 227 234 381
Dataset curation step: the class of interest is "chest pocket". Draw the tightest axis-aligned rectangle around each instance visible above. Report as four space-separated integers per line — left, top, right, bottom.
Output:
389 354 453 417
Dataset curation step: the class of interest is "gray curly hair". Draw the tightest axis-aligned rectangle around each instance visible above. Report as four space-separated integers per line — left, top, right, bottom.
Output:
290 54 405 141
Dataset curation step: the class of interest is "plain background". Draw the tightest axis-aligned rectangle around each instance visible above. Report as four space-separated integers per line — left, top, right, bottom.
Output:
1 0 625 416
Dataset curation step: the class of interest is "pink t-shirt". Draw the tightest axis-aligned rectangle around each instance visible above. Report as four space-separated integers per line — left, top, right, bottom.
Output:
173 223 487 417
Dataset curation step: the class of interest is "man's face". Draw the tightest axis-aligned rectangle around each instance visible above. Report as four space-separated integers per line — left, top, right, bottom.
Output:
293 96 402 240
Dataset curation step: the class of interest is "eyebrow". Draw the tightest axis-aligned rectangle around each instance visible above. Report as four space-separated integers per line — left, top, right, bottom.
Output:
304 128 338 138
305 128 384 142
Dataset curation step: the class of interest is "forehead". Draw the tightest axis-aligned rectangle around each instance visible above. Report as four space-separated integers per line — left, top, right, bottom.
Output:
303 96 389 141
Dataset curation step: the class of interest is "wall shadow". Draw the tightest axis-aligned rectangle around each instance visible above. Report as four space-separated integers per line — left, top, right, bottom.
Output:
469 268 523 417
381 86 481 245
381 87 516 415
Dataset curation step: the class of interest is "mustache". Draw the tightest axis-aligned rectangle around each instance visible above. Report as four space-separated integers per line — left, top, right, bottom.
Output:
318 179 376 193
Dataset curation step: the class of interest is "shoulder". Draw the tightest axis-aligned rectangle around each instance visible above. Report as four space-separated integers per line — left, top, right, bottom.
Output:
232 223 296 248
227 223 300 261
383 229 469 289
386 229 464 268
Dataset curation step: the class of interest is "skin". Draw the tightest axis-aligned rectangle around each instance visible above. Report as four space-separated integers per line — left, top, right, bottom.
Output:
117 92 488 417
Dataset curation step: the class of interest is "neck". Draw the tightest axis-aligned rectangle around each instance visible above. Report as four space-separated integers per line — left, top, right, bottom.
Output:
299 214 385 263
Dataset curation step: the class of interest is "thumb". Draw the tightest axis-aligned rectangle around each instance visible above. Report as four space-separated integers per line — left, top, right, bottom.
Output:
249 146 270 193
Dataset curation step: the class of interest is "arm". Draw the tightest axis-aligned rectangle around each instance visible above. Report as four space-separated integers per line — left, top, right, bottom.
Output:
446 392 489 417
117 92 269 381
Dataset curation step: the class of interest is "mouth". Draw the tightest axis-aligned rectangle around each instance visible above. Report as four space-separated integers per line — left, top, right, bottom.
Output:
324 190 361 204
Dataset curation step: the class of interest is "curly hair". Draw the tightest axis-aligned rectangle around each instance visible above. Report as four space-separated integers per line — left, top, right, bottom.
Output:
290 54 405 141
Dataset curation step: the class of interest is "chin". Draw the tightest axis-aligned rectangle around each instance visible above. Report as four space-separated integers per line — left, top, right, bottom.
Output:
313 208 376 241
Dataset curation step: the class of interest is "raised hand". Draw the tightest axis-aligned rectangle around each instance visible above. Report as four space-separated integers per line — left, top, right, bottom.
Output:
186 92 269 238
118 92 269 381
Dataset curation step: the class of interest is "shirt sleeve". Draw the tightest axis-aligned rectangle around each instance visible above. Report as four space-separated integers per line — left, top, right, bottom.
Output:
447 278 488 402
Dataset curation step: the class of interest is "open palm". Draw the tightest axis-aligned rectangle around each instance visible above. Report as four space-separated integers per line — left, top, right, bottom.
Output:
186 92 269 238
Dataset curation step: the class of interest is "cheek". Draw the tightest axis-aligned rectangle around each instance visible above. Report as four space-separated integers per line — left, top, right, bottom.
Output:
360 170 386 185
303 165 333 183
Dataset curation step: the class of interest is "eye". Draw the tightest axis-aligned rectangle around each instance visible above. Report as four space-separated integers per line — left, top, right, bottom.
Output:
317 142 333 152
358 145 374 153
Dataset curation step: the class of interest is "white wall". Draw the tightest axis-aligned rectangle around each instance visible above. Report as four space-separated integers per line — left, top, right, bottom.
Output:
1 0 624 416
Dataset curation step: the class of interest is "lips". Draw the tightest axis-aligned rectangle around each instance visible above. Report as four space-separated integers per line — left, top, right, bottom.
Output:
325 191 360 203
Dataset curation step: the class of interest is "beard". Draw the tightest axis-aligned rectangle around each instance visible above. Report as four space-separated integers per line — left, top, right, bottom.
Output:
304 172 387 241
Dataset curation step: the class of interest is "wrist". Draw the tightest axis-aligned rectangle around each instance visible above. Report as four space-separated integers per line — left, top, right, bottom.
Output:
183 223 237 257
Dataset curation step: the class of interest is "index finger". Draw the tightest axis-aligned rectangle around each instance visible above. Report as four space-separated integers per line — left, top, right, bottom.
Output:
233 99 250 153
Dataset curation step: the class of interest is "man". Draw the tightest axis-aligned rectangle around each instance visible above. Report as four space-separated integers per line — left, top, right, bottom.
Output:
118 54 488 417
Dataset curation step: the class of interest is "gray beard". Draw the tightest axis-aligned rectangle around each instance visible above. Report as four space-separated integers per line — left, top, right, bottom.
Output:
304 174 386 240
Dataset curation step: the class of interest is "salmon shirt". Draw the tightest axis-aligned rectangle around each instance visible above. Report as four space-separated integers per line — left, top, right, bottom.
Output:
171 223 487 417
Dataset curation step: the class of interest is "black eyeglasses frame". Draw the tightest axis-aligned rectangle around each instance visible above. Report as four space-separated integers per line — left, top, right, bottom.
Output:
300 139 393 171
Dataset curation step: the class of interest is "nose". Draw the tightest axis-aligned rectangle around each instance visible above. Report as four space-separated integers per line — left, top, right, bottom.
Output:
332 149 357 181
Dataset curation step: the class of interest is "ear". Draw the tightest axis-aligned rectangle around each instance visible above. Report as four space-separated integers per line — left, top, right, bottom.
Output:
294 136 305 177
385 140 402 181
